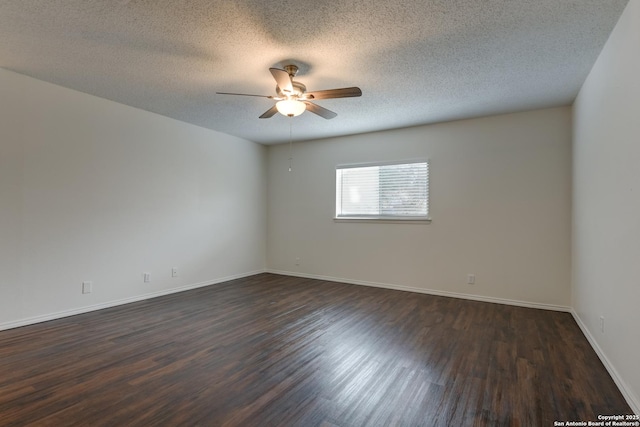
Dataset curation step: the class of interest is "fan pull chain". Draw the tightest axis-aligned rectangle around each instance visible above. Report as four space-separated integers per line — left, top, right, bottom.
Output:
288 116 293 172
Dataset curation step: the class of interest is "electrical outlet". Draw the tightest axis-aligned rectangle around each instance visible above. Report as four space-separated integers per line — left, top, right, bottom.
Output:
171 267 178 278
143 273 151 283
82 281 92 294
467 274 475 285
295 257 301 266
600 316 605 333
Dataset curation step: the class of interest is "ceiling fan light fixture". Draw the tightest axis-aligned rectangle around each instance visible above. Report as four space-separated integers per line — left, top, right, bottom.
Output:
218 65 361 120
276 99 306 117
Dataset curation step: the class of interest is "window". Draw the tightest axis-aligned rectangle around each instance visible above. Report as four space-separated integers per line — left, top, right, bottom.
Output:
335 160 430 221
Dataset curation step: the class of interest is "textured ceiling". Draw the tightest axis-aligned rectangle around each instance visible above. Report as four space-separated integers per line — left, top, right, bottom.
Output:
0 0 630 144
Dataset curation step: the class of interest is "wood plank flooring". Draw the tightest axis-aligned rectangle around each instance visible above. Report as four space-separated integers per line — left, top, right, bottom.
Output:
0 273 632 426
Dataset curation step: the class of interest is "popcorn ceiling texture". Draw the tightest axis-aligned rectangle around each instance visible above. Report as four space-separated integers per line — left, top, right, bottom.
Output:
0 0 629 144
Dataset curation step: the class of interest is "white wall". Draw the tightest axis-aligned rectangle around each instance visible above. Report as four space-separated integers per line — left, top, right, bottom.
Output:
572 0 640 413
0 68 267 328
267 107 572 308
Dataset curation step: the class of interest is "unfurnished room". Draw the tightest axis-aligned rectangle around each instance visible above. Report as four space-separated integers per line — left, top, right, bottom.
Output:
0 0 639 425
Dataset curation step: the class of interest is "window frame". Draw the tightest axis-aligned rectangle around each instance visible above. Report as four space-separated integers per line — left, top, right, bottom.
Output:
334 159 431 223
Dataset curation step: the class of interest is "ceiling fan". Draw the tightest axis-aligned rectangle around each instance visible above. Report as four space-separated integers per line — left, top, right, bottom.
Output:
216 64 362 120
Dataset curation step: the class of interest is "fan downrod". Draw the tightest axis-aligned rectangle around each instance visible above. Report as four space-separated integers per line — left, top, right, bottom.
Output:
284 64 299 78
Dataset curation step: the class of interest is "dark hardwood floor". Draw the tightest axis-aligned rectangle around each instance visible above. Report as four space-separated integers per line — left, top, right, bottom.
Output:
0 273 632 426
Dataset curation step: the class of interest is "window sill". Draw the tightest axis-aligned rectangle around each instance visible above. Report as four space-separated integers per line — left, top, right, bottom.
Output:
333 217 432 224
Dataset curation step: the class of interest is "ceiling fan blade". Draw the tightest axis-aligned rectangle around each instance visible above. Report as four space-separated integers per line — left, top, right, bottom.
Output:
259 105 278 119
216 92 274 98
303 101 337 120
269 68 293 94
305 87 362 100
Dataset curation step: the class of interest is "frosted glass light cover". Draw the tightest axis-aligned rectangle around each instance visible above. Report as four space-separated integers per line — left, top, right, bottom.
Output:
276 100 306 117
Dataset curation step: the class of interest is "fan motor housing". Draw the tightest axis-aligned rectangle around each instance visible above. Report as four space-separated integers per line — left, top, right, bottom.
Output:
276 81 307 98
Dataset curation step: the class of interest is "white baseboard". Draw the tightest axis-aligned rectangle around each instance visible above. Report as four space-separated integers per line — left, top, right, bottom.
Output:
0 269 266 332
570 310 640 415
266 269 572 312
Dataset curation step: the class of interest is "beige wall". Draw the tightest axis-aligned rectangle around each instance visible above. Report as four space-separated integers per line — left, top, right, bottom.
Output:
0 68 267 328
573 0 640 413
267 107 572 308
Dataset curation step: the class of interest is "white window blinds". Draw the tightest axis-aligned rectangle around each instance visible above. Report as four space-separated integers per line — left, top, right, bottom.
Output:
335 161 429 219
